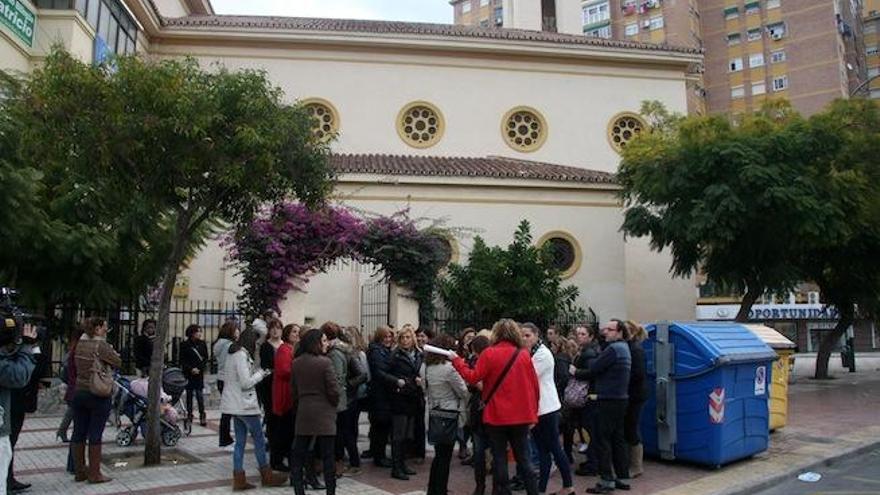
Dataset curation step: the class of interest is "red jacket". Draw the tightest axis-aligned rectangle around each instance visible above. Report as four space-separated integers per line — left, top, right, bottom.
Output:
452 341 539 427
272 343 294 416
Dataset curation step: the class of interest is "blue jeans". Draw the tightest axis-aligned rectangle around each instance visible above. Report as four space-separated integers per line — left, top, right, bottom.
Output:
532 410 573 492
71 391 111 444
233 415 268 472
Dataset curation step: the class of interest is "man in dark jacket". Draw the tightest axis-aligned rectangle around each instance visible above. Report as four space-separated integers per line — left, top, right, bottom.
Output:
0 323 39 495
133 319 156 376
573 320 632 494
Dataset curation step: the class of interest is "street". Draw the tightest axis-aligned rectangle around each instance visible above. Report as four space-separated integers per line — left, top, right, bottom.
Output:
754 448 880 495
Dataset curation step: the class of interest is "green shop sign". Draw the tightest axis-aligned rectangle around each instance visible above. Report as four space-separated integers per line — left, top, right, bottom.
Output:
1 0 35 47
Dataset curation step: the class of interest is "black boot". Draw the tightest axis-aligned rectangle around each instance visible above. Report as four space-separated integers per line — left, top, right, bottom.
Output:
391 441 409 481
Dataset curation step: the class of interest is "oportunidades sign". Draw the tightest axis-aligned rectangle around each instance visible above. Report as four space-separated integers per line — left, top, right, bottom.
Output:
1 0 35 47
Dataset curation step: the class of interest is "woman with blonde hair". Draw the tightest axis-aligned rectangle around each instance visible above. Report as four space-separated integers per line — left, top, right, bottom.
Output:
624 321 648 478
387 326 424 480
451 319 540 495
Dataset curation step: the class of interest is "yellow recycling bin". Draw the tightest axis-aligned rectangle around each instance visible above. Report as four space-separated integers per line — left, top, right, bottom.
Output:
745 324 796 431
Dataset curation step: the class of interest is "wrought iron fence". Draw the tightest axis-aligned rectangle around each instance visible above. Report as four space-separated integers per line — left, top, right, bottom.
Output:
45 299 241 375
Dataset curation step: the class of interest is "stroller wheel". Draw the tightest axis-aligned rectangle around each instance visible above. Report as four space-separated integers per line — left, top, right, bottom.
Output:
117 426 134 447
162 427 180 447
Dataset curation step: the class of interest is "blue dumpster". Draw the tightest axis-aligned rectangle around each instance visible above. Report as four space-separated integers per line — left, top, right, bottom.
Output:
640 321 777 467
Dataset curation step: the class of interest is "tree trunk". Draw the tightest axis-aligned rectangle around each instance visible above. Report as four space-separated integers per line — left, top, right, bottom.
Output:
734 284 761 323
814 303 854 380
143 215 191 466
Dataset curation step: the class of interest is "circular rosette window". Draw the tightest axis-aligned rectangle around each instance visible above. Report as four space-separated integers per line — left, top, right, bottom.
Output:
397 102 445 148
608 112 646 153
502 106 548 152
303 99 339 143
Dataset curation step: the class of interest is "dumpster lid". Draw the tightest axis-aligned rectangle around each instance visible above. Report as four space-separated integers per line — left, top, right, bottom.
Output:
646 321 777 376
743 324 796 350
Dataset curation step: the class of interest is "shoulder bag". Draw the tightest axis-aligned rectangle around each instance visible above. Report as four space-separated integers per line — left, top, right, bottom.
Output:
89 351 115 398
426 366 460 445
563 378 589 409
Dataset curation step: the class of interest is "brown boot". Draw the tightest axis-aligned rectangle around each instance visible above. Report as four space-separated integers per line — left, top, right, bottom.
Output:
233 470 255 491
72 442 87 482
87 443 112 484
259 465 287 487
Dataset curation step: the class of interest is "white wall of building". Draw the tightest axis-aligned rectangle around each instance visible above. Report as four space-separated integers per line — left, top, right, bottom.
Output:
150 43 689 174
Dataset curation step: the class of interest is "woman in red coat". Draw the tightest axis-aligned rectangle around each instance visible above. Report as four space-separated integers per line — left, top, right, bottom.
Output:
452 319 540 495
272 324 300 473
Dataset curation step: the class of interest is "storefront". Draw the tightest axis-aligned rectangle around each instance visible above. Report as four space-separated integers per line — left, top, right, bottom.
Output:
696 303 878 353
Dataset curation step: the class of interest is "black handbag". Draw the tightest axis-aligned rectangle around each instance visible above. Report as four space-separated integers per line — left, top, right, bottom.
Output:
427 407 459 445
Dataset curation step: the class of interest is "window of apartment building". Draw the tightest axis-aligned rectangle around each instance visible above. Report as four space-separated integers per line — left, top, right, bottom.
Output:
625 23 639 36
724 6 739 20
40 0 137 56
649 16 665 30
752 81 767 95
494 6 503 25
747 28 762 41
869 67 880 78
462 1 472 14
749 52 765 67
771 49 786 63
871 88 880 99
745 1 760 15
731 85 745 99
480 0 489 6
867 45 880 56
772 75 789 91
586 24 613 38
766 0 781 8
768 23 787 40
729 57 744 72
480 19 490 27
583 1 611 25
727 33 741 45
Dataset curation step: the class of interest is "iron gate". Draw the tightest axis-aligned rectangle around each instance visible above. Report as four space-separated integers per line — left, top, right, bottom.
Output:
360 280 390 335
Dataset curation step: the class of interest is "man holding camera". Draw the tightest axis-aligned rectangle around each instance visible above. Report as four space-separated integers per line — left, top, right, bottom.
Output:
0 322 39 495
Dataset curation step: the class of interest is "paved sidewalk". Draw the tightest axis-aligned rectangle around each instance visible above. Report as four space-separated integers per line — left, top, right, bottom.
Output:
17 368 880 494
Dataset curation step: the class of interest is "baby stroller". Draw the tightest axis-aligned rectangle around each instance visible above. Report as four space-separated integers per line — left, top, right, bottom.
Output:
113 367 192 447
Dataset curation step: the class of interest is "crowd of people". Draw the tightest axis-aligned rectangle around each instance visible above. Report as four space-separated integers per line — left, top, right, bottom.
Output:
42 313 648 495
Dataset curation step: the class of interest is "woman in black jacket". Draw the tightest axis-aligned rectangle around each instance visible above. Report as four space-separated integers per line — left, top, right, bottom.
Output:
624 321 648 478
387 326 424 481
179 324 208 426
570 325 602 476
366 326 396 468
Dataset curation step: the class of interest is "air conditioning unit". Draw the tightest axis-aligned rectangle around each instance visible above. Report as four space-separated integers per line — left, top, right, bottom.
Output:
808 291 820 304
771 32 783 40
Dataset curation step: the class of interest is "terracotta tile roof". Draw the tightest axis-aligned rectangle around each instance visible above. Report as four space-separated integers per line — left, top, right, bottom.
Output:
161 15 701 56
329 154 616 185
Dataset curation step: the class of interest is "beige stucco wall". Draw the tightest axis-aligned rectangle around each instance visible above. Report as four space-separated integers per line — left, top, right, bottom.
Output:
31 10 95 64
624 236 697 323
0 32 30 72
150 0 190 18
149 42 689 174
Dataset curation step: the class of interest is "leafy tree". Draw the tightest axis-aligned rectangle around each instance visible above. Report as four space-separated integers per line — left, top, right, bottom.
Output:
439 220 583 325
618 101 829 321
799 99 880 379
3 50 332 465
0 71 169 311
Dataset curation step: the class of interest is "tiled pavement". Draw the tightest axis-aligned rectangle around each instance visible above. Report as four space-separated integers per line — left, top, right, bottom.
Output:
16 367 880 495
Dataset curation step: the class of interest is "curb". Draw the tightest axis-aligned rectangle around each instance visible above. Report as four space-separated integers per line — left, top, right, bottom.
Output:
717 437 880 495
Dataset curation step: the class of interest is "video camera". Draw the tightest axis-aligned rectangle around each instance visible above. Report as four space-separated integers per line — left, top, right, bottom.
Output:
0 288 44 347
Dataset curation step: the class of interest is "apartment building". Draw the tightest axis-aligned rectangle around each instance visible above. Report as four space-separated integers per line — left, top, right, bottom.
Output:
865 0 880 98
452 0 869 115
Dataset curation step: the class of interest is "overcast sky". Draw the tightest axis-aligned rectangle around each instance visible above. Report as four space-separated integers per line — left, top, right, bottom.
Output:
210 0 453 23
